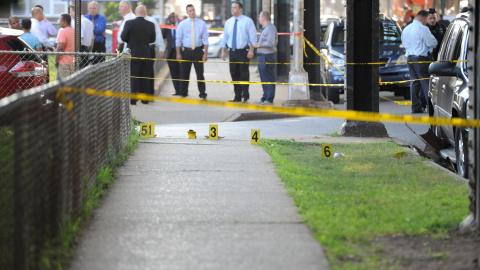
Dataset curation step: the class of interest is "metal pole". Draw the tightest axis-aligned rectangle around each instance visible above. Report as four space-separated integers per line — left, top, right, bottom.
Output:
75 0 81 71
287 0 309 101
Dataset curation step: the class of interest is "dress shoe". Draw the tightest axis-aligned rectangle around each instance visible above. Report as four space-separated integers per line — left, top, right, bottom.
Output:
141 101 149 104
130 100 137 105
254 100 265 104
263 101 273 105
172 93 179 96
412 108 425 114
242 99 249 103
229 98 241 102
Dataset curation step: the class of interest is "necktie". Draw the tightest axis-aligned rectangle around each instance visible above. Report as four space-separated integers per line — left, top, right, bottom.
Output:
191 19 195 50
172 29 176 48
232 19 238 50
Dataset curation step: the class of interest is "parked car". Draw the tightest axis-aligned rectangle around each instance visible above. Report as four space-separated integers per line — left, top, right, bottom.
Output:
319 14 410 104
428 11 470 178
0 27 47 99
208 34 223 58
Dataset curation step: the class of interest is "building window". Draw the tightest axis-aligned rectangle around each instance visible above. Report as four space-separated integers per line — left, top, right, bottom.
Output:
11 0 68 18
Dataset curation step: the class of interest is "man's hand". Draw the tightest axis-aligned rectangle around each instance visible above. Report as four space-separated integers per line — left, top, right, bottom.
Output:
202 53 208 62
247 50 254 59
221 49 227 61
252 42 259 48
176 52 182 60
158 51 165 59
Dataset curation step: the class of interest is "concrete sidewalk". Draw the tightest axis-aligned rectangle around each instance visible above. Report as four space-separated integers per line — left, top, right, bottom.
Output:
70 60 331 269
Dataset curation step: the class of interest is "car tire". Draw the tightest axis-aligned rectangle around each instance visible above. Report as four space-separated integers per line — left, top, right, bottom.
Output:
455 127 468 178
402 87 410 100
326 87 340 104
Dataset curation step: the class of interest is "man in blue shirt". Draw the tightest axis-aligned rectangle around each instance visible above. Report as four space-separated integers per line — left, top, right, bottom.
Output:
176 4 209 99
85 1 107 64
401 10 437 114
20 19 42 51
221 1 257 102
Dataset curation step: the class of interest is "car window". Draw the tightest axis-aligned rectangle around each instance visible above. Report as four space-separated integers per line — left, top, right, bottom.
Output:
5 37 41 62
324 23 333 45
332 26 344 47
380 21 402 43
439 23 459 61
452 26 464 62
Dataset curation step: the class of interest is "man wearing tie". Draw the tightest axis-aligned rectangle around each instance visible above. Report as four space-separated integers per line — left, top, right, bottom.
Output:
176 4 209 100
162 12 181 96
221 1 257 103
114 0 135 52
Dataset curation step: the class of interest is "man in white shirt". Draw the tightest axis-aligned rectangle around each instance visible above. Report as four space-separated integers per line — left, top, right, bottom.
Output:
401 10 437 114
68 5 94 68
31 7 54 50
140 3 165 100
114 0 136 52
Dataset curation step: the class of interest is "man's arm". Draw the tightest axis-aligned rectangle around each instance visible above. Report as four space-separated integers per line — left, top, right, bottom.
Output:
120 22 130 43
55 42 66 66
221 20 230 61
32 24 54 48
93 15 107 36
423 27 438 49
43 20 58 36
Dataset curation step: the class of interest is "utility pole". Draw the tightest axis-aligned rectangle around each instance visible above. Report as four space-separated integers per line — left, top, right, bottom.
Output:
340 0 387 137
274 0 290 82
286 0 309 101
303 0 323 101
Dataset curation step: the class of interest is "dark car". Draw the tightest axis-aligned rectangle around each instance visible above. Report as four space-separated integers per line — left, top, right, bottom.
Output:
319 14 410 104
0 27 47 99
428 12 470 178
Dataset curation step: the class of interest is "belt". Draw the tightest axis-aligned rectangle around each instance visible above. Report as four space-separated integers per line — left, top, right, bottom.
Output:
229 47 247 51
182 46 203 51
409 55 429 58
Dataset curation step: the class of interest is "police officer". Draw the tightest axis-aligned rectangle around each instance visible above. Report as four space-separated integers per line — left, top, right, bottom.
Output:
426 8 446 60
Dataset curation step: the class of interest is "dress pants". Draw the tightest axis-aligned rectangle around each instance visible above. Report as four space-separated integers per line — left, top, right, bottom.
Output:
179 47 206 98
130 59 149 103
80 45 89 69
167 48 181 94
229 49 250 101
90 41 106 65
258 53 276 103
146 45 155 96
407 56 430 112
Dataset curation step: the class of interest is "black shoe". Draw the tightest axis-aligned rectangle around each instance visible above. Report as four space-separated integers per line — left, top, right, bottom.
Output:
130 100 137 105
412 108 425 114
242 99 249 103
172 93 179 96
229 98 241 102
141 101 149 104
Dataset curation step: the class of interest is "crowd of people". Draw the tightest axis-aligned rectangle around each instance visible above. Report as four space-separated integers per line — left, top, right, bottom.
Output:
7 1 279 104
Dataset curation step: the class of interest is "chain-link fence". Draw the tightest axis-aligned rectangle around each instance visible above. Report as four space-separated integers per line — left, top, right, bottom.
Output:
0 51 131 269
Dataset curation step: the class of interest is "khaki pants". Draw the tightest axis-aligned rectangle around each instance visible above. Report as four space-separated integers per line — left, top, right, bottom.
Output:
58 65 75 79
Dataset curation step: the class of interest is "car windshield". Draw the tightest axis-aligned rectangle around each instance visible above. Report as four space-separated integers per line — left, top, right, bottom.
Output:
380 21 402 43
6 37 42 62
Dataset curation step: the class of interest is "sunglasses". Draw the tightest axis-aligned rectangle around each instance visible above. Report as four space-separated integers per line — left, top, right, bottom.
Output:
427 8 437 14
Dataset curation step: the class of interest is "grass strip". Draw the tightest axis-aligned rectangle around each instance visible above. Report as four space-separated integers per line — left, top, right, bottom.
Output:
260 139 469 270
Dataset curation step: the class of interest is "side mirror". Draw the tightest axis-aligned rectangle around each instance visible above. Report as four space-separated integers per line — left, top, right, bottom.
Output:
429 61 459 76
320 41 328 49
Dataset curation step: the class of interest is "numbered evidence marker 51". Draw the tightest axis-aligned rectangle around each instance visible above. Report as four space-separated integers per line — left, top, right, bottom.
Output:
251 130 260 145
209 124 219 140
140 123 155 139
322 144 332 158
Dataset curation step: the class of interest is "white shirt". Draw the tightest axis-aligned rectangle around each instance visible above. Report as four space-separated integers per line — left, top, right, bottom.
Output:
401 19 438 57
145 15 165 51
82 15 94 48
31 18 54 48
116 12 135 50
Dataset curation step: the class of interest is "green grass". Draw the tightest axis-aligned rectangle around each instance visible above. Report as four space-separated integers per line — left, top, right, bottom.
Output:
260 139 469 270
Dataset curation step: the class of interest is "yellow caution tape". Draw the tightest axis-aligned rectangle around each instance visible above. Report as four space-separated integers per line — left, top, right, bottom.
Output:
380 96 412 105
60 86 480 128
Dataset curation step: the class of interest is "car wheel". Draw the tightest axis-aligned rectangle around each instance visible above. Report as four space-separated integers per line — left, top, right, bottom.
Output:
402 87 410 100
328 88 340 104
455 127 468 178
